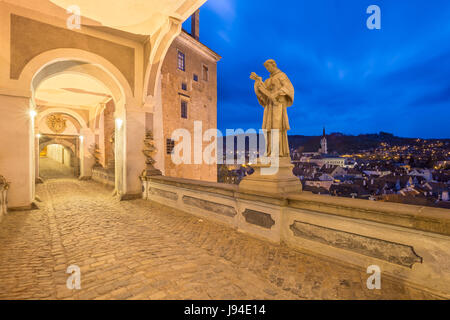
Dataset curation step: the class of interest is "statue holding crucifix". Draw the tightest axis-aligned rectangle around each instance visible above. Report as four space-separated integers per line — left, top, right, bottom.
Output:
240 59 302 196
250 59 294 157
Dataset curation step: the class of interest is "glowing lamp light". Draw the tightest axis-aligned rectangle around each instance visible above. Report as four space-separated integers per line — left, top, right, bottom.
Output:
29 110 37 118
36 134 41 139
79 135 84 142
115 118 123 129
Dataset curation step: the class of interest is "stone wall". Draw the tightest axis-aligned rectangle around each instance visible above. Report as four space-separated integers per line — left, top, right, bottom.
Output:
141 175 450 298
160 32 219 182
0 96 34 209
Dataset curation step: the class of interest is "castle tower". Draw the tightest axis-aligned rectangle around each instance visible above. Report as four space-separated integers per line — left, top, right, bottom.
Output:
320 127 328 154
191 9 200 40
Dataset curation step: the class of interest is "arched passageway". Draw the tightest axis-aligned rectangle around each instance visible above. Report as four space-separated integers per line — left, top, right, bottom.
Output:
25 51 131 196
39 143 77 179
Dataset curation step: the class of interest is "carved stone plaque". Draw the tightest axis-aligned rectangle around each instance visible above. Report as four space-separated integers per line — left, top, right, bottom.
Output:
290 221 423 268
183 196 237 217
150 187 178 201
242 209 276 229
46 114 67 134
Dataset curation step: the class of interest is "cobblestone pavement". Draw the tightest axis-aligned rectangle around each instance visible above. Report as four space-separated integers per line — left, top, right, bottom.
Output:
39 157 75 180
0 179 442 300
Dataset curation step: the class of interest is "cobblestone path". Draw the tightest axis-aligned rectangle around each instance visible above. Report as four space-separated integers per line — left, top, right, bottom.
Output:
0 179 442 300
39 157 75 180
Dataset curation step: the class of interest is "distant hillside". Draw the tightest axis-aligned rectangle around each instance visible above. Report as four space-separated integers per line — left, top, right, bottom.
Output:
220 132 449 154
289 132 449 154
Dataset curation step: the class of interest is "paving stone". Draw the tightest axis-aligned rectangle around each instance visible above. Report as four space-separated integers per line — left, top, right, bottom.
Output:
0 178 443 300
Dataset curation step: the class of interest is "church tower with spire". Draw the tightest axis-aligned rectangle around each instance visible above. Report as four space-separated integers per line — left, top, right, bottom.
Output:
319 127 328 154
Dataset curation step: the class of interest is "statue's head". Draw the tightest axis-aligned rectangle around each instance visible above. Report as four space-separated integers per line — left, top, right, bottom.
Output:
264 59 278 73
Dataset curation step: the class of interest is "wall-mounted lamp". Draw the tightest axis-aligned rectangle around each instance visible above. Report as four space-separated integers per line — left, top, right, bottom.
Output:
79 135 84 142
29 110 37 118
115 118 123 130
36 134 41 139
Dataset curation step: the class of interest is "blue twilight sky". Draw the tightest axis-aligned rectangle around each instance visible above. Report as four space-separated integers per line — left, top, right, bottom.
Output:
183 0 450 139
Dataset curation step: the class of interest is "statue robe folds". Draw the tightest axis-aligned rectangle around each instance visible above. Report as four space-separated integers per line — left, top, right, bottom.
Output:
254 70 294 157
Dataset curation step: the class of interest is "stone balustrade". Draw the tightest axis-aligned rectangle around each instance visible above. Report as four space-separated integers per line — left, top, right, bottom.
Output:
91 166 115 187
141 175 450 298
0 175 9 221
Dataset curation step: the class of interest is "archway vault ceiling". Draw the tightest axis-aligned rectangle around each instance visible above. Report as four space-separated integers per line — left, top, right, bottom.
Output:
49 0 206 35
35 73 112 108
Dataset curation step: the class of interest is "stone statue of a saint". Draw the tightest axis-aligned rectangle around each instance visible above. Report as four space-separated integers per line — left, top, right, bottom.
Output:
250 59 294 158
240 60 301 195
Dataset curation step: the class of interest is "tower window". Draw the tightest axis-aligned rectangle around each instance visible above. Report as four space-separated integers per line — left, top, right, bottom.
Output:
181 101 188 119
166 139 175 155
177 51 185 71
202 65 209 81
181 82 187 91
193 74 198 82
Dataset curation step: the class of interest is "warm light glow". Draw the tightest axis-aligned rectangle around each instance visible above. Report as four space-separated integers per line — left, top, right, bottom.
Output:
79 135 84 142
36 134 41 139
29 110 37 118
116 118 123 130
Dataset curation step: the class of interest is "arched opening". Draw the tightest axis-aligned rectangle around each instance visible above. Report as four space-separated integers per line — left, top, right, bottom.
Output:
33 72 116 185
19 50 132 197
39 142 77 180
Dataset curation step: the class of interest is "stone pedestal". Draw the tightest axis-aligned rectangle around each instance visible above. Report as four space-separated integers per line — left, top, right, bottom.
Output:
239 157 302 196
143 167 162 177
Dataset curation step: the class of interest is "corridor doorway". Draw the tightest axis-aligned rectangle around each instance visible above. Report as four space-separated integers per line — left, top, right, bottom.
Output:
38 135 80 180
29 58 128 198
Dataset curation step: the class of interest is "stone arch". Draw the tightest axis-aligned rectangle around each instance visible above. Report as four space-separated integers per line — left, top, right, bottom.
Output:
36 108 88 133
39 139 79 177
39 139 76 155
20 49 130 194
33 65 120 110
17 48 134 112
143 17 182 99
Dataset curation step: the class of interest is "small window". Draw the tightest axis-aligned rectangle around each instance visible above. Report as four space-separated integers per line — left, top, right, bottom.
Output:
181 101 188 119
166 139 175 155
193 74 199 82
177 51 185 71
202 65 209 81
181 82 187 91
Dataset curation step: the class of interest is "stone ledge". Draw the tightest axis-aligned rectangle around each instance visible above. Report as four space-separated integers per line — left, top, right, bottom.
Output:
144 175 450 236
144 175 237 197
288 193 450 236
